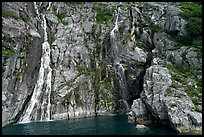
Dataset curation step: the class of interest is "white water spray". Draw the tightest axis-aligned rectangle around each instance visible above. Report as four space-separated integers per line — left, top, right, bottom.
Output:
110 6 130 113
33 2 39 17
110 7 121 63
19 10 52 123
47 2 52 10
110 7 120 37
41 15 52 121
117 63 128 100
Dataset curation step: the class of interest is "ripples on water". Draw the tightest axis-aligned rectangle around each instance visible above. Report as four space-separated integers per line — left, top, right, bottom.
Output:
2 115 184 135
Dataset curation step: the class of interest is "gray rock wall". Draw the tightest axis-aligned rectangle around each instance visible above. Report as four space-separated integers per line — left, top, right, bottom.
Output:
2 2 202 133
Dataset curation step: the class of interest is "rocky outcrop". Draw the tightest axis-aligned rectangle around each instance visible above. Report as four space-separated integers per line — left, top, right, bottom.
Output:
130 98 148 118
188 111 202 127
166 47 202 68
165 96 202 133
164 5 187 36
153 32 175 54
141 65 172 121
130 64 202 133
128 98 148 123
2 2 43 126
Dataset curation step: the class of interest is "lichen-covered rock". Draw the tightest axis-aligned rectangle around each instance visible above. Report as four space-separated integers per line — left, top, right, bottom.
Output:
2 2 202 133
138 64 202 133
29 29 41 38
141 65 172 121
153 32 175 54
166 46 202 69
128 98 148 118
185 48 202 69
188 111 202 127
165 5 187 36
166 5 182 16
165 96 202 133
46 13 59 23
2 17 28 38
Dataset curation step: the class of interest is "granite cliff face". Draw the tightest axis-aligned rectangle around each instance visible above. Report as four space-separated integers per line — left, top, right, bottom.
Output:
2 2 202 133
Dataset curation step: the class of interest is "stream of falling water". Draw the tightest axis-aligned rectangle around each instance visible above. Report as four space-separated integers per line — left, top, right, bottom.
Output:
46 2 52 10
117 63 128 100
110 7 120 63
41 14 52 121
19 4 52 123
110 6 130 113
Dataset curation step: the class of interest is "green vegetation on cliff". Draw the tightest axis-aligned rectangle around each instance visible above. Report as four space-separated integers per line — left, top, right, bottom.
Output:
2 8 21 20
93 3 115 24
2 34 15 70
175 2 202 49
164 62 202 113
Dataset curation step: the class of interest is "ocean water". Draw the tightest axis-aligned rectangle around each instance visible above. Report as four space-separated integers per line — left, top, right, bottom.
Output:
2 115 185 135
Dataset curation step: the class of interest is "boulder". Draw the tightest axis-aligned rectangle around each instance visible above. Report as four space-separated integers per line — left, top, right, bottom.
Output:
82 20 93 33
153 32 175 54
135 124 150 133
128 98 149 123
164 95 194 132
136 124 148 129
128 98 148 118
164 87 202 133
141 65 172 121
188 111 202 127
165 15 187 36
29 29 41 38
166 5 182 16
165 6 187 36
46 13 59 23
185 48 202 69
134 47 147 63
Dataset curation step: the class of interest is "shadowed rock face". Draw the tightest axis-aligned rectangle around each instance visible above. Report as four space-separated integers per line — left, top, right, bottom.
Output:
128 98 148 123
2 2 202 133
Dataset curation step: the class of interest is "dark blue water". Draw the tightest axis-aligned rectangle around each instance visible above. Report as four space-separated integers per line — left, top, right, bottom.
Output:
2 115 183 135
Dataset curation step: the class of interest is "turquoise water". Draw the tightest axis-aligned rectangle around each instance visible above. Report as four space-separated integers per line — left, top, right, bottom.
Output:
2 115 182 135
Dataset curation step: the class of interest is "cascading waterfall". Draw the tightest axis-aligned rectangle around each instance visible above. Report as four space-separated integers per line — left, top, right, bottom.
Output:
46 2 52 10
110 6 130 113
33 2 40 17
117 63 128 100
110 7 120 63
40 14 52 121
116 63 130 113
19 4 52 123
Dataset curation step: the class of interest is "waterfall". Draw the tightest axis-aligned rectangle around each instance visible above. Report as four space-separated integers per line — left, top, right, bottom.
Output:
110 8 120 36
116 63 130 114
41 15 52 121
110 7 121 63
19 12 52 123
110 6 130 114
33 2 39 17
46 2 52 10
117 63 128 100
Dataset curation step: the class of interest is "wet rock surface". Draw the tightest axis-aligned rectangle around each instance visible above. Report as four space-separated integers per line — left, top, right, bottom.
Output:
2 2 202 133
